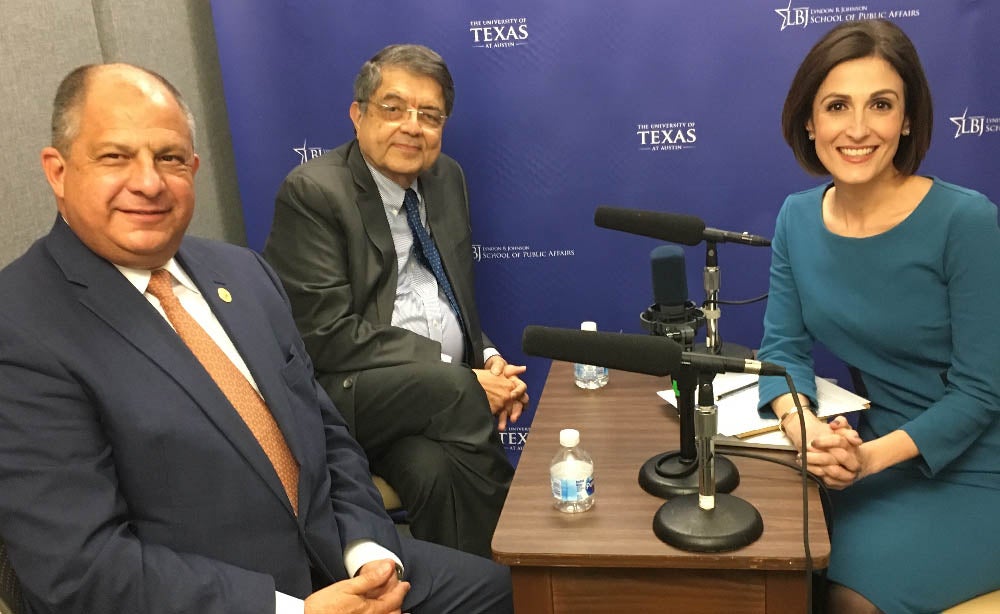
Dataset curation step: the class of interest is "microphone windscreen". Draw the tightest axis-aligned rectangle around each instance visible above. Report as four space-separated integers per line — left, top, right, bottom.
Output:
522 325 680 376
594 206 706 246
650 245 688 307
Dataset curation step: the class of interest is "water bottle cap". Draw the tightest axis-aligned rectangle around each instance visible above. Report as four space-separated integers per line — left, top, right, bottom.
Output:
580 321 597 332
559 428 580 447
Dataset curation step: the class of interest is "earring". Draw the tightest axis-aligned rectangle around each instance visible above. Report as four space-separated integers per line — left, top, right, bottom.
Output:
901 128 911 136
808 132 815 141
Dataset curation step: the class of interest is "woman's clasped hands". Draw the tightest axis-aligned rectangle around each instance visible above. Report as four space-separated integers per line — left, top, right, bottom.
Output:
790 413 866 489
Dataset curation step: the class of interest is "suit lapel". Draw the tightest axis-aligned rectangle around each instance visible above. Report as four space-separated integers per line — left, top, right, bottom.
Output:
347 142 397 325
47 220 298 517
420 169 476 360
176 244 308 515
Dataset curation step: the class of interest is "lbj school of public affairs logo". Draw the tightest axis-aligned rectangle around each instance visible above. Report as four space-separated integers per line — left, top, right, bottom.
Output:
950 109 1000 139
774 2 920 31
472 244 574 263
469 16 529 49
293 139 329 165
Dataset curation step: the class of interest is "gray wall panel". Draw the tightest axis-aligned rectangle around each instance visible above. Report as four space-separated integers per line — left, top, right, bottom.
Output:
1 0 245 268
94 0 244 245
0 0 103 265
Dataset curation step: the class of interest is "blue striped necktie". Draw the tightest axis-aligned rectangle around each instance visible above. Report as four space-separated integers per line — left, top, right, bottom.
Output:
403 188 465 330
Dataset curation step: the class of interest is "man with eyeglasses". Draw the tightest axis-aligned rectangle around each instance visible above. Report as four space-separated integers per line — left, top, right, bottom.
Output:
264 44 527 559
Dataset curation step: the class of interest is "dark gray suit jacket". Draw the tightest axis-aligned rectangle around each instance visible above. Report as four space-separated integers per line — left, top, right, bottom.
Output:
264 140 492 433
0 219 408 613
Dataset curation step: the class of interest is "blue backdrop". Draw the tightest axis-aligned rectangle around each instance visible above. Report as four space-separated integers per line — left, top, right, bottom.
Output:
210 1 1000 464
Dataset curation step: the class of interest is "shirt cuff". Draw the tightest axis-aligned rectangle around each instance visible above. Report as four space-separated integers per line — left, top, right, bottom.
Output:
483 347 500 364
343 539 404 579
275 591 304 614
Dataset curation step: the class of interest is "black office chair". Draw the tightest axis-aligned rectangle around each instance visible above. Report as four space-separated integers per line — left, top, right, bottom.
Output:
0 537 24 614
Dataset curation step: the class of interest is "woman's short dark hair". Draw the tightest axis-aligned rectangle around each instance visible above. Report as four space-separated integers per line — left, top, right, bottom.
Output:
353 44 455 116
781 19 933 176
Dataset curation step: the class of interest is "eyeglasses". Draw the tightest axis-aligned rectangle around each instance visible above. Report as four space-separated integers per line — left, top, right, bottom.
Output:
365 101 447 130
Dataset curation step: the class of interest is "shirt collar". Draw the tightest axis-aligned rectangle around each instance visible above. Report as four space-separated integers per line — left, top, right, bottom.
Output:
116 258 200 296
364 158 420 214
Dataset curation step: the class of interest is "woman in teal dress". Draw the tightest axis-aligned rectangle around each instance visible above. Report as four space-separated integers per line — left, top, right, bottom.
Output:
756 20 1000 613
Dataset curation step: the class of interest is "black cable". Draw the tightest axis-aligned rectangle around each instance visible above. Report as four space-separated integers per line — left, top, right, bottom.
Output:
651 451 699 478
719 378 820 612
720 379 845 614
716 293 769 306
788 376 813 613
717 449 833 536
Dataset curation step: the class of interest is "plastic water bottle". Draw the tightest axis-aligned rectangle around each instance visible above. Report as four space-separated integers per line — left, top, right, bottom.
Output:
550 428 595 513
574 321 609 389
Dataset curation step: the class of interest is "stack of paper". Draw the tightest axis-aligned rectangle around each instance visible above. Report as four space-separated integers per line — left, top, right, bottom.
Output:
656 372 869 444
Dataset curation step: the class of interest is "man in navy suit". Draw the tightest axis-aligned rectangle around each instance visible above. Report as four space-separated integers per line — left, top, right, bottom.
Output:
0 63 512 613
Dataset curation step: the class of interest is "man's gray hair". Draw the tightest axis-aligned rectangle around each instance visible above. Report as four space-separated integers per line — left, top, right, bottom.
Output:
353 44 455 115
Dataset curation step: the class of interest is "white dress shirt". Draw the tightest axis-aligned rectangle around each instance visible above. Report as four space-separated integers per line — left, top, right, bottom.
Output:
367 164 467 362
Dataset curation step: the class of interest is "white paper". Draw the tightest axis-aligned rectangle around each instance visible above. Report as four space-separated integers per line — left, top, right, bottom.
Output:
657 374 869 438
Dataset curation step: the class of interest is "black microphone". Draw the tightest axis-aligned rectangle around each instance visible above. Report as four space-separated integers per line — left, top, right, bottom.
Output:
595 206 704 245
522 326 786 376
594 206 771 247
702 227 772 247
651 245 690 315
686 350 785 376
522 326 676 377
640 246 704 348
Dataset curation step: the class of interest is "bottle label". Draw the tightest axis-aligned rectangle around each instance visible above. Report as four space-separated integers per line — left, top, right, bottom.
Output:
551 475 595 501
574 363 608 388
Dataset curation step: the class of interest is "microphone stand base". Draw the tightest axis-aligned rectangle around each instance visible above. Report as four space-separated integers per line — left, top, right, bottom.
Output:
638 452 739 498
652 493 763 552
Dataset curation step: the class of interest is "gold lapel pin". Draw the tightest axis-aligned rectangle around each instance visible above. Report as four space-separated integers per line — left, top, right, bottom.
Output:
217 288 233 303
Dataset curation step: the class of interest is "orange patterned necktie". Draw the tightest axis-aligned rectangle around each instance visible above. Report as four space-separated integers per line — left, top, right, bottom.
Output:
146 269 299 514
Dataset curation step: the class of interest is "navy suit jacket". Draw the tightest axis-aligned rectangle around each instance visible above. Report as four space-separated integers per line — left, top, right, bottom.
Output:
0 219 410 613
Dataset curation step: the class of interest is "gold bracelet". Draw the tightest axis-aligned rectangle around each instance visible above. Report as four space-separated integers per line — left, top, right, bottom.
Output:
777 406 810 436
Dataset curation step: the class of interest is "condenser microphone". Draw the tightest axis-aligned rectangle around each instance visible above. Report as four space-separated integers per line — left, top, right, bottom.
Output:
594 206 771 247
521 326 786 376
651 245 690 316
640 246 704 348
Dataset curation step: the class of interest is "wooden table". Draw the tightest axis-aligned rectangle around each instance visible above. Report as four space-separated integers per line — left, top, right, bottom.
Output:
492 362 829 614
